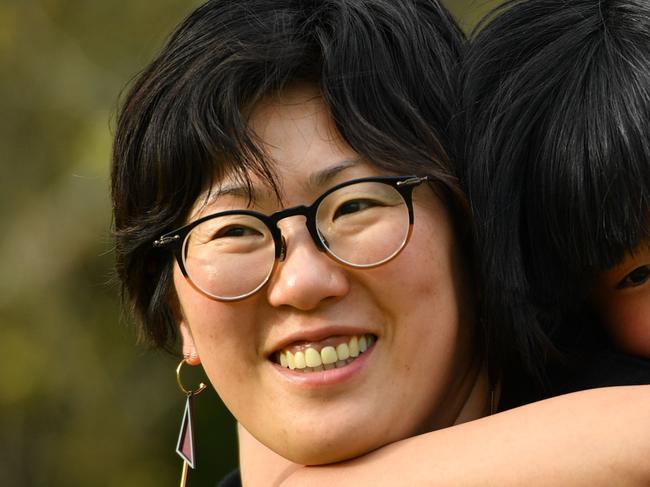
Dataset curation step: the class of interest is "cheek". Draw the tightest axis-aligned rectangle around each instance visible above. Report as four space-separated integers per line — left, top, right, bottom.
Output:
175 277 270 418
376 214 474 355
399 218 473 317
600 294 650 358
173 267 260 376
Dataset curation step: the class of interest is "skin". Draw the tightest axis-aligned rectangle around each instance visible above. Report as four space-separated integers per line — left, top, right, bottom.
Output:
223 94 650 487
176 84 490 465
592 239 650 358
239 238 650 484
271 386 650 487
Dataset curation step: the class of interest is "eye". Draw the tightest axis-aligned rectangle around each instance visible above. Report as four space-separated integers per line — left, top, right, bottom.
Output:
617 264 650 289
333 199 378 219
214 225 262 239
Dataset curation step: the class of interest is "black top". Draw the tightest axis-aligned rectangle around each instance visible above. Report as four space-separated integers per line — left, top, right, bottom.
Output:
500 348 650 410
550 349 650 392
217 468 241 487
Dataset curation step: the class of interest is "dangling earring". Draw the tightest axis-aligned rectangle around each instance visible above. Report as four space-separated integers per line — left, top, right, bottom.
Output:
176 358 207 487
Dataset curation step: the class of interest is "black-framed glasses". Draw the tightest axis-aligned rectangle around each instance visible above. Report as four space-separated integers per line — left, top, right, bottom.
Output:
154 175 429 301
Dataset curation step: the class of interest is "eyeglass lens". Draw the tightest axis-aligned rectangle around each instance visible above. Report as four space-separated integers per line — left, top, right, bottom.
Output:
182 181 411 300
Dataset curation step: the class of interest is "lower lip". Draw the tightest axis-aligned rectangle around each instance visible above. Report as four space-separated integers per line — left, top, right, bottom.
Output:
270 344 375 388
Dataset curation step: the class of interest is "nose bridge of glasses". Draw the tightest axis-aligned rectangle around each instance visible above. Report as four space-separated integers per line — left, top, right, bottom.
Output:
271 204 325 260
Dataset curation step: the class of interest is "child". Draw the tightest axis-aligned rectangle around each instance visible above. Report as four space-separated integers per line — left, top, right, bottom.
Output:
462 0 650 399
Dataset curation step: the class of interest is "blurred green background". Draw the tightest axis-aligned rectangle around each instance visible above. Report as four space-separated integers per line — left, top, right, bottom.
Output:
0 1 499 485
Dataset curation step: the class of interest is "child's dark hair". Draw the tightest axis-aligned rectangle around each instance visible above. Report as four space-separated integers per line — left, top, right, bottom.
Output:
463 0 650 388
111 0 469 352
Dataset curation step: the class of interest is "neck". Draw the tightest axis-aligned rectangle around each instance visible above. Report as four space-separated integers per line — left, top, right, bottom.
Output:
454 362 494 425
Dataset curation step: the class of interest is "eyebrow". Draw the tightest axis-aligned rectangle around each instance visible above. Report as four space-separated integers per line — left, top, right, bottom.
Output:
209 185 257 200
307 159 360 190
201 158 362 209
201 184 267 209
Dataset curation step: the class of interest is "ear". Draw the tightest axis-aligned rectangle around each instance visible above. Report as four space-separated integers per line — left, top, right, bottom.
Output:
179 319 201 366
168 285 202 366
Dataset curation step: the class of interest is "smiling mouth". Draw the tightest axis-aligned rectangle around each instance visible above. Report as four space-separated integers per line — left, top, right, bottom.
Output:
273 334 377 373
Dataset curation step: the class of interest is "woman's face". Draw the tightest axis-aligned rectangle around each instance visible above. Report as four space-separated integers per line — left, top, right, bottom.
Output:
592 238 650 358
174 85 481 464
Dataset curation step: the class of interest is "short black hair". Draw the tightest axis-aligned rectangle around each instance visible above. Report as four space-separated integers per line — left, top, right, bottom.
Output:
111 0 468 351
463 0 650 385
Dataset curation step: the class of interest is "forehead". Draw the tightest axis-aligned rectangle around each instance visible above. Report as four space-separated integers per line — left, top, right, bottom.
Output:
192 85 387 215
247 84 351 173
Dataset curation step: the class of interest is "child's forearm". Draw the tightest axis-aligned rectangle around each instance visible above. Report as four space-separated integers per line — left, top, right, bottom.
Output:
240 386 650 487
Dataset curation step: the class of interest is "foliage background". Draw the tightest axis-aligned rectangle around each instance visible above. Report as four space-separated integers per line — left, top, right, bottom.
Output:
0 1 500 485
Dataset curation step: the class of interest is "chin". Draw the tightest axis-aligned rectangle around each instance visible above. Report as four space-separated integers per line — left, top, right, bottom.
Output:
272 421 407 465
281 439 378 466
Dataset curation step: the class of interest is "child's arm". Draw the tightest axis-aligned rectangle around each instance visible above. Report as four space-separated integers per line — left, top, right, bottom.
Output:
240 386 650 486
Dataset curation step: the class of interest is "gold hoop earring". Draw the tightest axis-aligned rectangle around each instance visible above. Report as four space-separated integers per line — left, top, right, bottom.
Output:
176 359 208 487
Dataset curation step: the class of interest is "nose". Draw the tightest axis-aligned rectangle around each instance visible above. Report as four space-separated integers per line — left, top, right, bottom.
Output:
266 217 350 310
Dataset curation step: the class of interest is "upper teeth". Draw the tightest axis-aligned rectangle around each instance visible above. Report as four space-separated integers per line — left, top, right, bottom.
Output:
277 334 375 372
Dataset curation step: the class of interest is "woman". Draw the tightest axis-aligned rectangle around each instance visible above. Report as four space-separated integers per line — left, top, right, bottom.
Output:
112 0 509 477
111 0 650 485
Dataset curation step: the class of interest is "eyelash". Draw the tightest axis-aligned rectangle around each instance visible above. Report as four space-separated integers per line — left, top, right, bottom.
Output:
617 264 650 289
